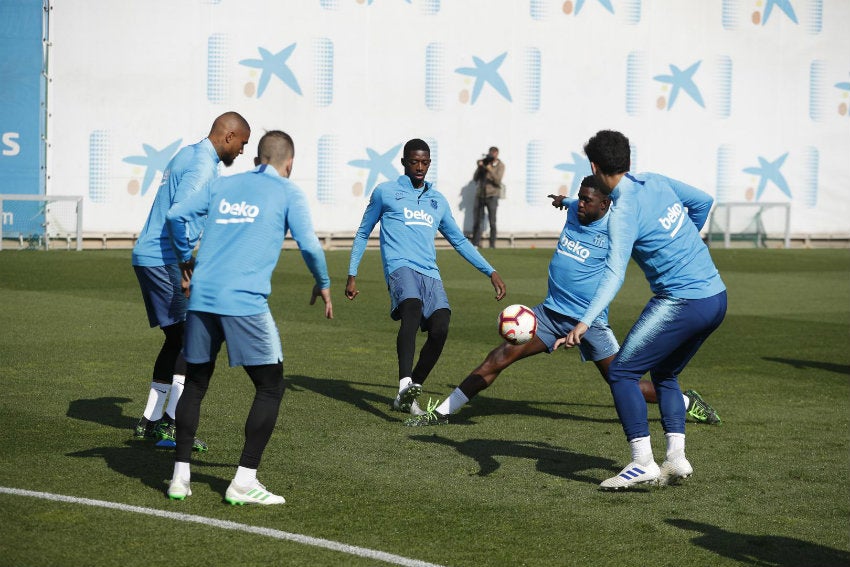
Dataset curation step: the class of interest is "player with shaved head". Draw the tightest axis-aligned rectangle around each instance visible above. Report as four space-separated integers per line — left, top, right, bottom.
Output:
131 111 250 450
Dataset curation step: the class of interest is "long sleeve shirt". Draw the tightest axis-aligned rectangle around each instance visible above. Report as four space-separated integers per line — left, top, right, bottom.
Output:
348 175 495 283
542 198 611 325
167 164 330 316
580 172 726 327
132 138 219 267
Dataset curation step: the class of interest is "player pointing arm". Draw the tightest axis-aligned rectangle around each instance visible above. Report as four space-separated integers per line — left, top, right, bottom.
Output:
406 178 719 428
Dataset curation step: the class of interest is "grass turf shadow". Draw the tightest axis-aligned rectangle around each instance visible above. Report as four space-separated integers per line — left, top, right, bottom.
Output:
667 518 850 567
408 434 618 485
286 374 619 424
67 440 232 495
763 357 850 376
66 396 137 430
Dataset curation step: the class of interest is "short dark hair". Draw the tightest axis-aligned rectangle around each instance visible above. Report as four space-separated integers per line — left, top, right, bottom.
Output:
583 130 630 175
257 130 294 163
489 146 499 153
580 175 602 191
403 138 430 157
580 175 611 201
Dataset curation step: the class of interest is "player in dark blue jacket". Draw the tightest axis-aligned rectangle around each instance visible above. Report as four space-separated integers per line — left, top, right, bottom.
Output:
563 130 727 490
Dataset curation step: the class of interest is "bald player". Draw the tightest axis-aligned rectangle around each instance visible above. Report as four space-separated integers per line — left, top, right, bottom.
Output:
132 112 251 449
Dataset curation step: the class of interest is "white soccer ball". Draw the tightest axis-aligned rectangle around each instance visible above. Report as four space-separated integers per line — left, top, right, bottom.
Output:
497 304 537 345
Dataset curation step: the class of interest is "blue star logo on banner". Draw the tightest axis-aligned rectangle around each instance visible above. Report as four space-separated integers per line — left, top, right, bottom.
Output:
762 0 798 25
123 139 182 196
239 44 303 97
455 52 513 104
743 153 792 199
573 0 614 15
348 144 401 197
554 152 592 197
653 61 705 110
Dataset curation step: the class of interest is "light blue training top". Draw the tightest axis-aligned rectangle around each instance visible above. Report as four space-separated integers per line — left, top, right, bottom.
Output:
131 138 219 267
166 164 330 316
542 198 611 325
348 175 495 283
580 172 726 327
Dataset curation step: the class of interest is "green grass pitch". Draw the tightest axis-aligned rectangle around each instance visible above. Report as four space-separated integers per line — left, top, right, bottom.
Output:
0 248 848 566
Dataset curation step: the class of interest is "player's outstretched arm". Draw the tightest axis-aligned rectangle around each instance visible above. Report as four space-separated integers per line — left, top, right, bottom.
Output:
310 285 334 319
345 275 359 300
490 271 507 301
547 194 569 210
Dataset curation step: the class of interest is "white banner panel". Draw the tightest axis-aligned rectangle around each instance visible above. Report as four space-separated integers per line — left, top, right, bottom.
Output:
47 0 850 237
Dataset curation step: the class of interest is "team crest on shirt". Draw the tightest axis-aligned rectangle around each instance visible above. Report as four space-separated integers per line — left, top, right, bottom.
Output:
430 199 438 210
593 234 607 247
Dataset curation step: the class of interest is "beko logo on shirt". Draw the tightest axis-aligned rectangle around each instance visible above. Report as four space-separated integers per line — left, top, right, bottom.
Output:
658 203 685 237
215 198 260 224
404 207 434 227
557 235 590 262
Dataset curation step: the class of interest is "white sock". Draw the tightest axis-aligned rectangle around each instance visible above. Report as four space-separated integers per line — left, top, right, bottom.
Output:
164 375 185 419
436 388 469 415
629 436 654 466
172 461 190 482
143 382 170 421
234 466 257 487
398 376 413 393
665 432 686 459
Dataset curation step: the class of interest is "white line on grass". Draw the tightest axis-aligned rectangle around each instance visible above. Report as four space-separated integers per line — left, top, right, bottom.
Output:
0 486 446 567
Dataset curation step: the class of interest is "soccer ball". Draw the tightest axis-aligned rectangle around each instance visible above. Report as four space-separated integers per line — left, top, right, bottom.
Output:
497 304 537 345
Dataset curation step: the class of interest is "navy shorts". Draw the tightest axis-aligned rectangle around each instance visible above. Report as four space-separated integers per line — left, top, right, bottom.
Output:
531 304 619 362
134 264 187 328
614 291 727 374
183 310 283 367
388 267 450 322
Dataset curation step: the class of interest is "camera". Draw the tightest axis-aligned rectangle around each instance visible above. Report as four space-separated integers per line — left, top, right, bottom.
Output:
481 154 495 166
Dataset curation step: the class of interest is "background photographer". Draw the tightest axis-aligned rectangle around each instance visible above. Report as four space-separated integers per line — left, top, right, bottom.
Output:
471 146 505 249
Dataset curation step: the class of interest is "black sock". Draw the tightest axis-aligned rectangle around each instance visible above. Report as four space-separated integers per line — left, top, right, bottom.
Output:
459 374 489 400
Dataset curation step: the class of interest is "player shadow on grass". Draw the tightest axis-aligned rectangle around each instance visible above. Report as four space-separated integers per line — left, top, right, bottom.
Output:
67 440 232 496
763 357 850 376
443 392 620 424
286 374 619 424
408 434 618 485
287 374 421 422
66 396 137 430
667 519 850 567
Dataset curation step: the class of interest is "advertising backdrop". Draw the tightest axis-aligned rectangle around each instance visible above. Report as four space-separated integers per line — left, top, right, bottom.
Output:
0 0 46 235
43 0 850 237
